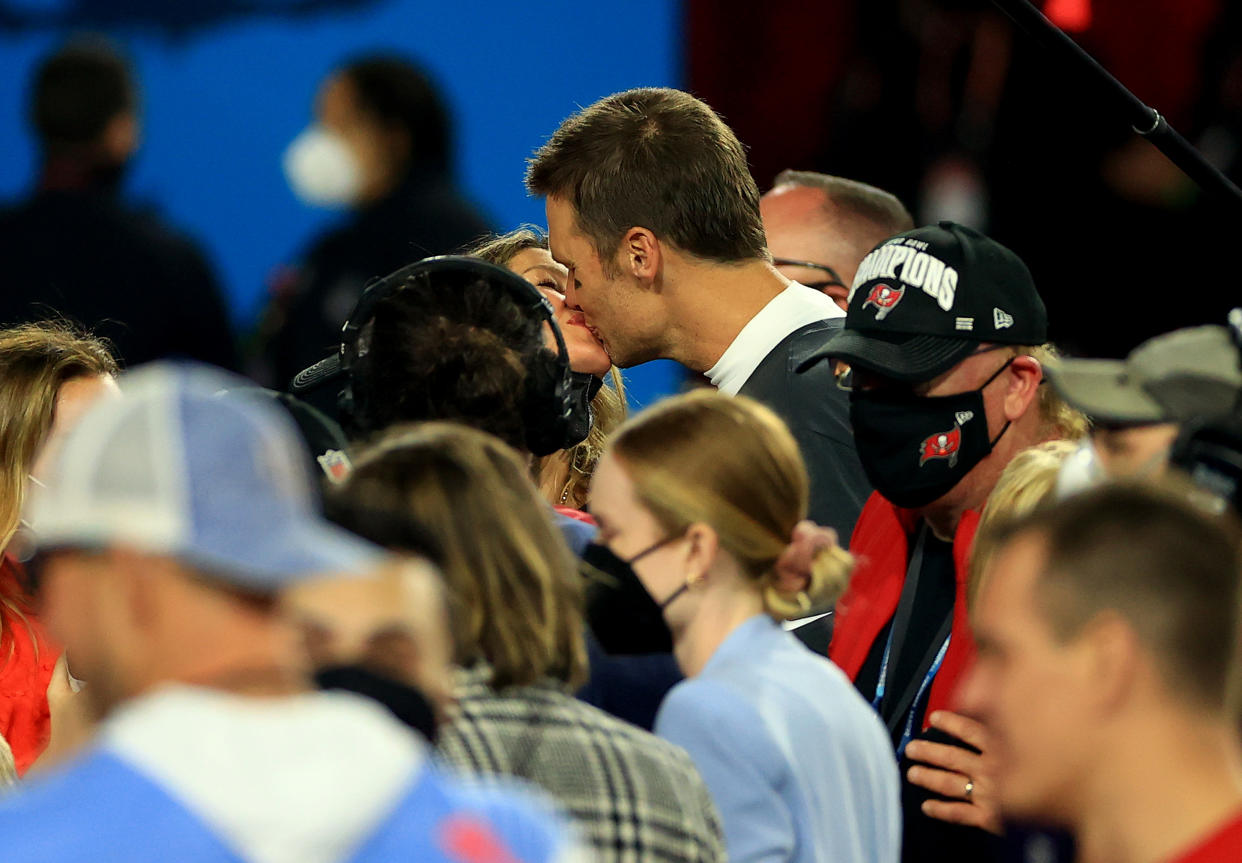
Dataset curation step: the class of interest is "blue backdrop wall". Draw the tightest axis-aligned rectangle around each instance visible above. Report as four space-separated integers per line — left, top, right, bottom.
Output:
0 0 686 406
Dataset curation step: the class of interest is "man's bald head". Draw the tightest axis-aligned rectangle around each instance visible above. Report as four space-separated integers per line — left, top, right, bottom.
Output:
762 170 913 309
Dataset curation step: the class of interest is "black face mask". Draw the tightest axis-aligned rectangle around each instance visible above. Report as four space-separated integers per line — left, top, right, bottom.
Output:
579 541 674 655
313 665 438 744
849 358 1013 510
564 372 604 448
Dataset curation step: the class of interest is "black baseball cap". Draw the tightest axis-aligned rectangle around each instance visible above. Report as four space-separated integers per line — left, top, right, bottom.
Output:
796 221 1047 382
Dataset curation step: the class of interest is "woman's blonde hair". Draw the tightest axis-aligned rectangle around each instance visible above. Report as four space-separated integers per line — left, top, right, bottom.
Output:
467 226 628 509
465 225 547 267
968 439 1079 609
0 322 117 552
610 390 853 619
537 372 626 509
341 422 588 690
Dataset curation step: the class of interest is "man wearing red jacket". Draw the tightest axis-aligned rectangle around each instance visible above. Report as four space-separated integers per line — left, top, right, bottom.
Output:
961 484 1242 863
798 221 1073 863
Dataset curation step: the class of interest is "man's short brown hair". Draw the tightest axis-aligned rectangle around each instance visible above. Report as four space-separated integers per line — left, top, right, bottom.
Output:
992 483 1242 713
526 87 768 272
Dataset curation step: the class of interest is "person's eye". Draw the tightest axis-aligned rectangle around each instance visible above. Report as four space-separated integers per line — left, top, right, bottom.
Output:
537 280 565 295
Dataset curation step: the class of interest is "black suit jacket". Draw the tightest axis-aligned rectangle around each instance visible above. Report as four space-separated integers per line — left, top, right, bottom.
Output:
737 318 871 541
259 169 493 388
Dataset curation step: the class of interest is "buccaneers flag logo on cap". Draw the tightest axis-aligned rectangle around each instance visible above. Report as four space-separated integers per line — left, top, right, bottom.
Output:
862 283 904 321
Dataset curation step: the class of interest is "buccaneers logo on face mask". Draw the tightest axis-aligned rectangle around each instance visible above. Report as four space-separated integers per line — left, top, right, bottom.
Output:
862 283 905 321
918 410 975 467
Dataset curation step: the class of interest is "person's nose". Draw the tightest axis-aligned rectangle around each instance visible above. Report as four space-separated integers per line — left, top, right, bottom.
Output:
564 269 582 311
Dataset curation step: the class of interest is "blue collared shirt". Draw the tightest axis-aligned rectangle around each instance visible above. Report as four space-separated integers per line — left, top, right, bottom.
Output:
656 614 901 863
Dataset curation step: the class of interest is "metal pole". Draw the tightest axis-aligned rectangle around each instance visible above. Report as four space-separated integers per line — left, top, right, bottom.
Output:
989 0 1242 211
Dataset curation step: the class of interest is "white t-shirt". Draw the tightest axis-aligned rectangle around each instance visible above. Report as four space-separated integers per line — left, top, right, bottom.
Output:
103 686 426 863
706 284 845 395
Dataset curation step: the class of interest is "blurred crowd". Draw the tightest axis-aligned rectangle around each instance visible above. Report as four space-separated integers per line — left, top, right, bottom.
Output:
0 18 1241 863
690 0 1242 358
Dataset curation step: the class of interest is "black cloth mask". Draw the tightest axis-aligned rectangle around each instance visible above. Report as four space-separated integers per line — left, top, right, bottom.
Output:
580 541 674 655
565 372 604 447
314 664 438 744
850 358 1014 509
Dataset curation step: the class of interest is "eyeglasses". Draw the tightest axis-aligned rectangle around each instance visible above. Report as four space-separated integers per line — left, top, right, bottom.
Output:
836 344 1016 393
772 257 848 294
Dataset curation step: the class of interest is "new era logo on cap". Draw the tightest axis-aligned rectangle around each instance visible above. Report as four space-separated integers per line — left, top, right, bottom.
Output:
842 223 1043 347
796 222 1048 383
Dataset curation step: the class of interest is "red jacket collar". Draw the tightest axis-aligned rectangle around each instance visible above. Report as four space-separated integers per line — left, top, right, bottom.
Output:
830 492 981 721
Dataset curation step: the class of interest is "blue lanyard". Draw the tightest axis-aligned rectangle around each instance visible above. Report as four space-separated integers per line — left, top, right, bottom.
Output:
897 634 950 757
869 624 897 711
869 523 956 758
871 623 952 758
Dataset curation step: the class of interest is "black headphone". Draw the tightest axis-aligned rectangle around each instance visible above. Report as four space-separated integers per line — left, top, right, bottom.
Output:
324 255 578 456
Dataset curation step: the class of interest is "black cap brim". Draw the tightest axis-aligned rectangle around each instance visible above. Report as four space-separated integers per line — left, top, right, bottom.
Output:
796 329 979 382
290 353 344 394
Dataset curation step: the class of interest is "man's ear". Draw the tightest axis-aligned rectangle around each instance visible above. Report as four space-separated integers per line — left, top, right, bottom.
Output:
622 227 661 283
107 546 159 632
1080 610 1142 715
1004 354 1043 422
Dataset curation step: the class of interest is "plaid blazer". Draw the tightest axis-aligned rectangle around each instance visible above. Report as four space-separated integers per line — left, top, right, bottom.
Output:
437 664 725 863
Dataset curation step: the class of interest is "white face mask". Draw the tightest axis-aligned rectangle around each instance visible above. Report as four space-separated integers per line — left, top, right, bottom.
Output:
282 126 363 208
1055 434 1171 500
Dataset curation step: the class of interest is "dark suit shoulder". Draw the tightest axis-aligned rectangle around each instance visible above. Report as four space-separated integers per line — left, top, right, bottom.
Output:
737 318 845 404
737 317 869 540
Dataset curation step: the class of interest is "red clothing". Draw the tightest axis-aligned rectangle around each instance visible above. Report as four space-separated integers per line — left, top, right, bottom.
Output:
829 491 981 725
552 506 596 526
1169 810 1242 863
0 556 60 775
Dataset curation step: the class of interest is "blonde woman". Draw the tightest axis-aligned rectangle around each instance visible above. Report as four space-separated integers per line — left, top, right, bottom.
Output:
0 322 117 774
468 227 626 513
339 423 726 863
590 390 900 863
968 439 1080 609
